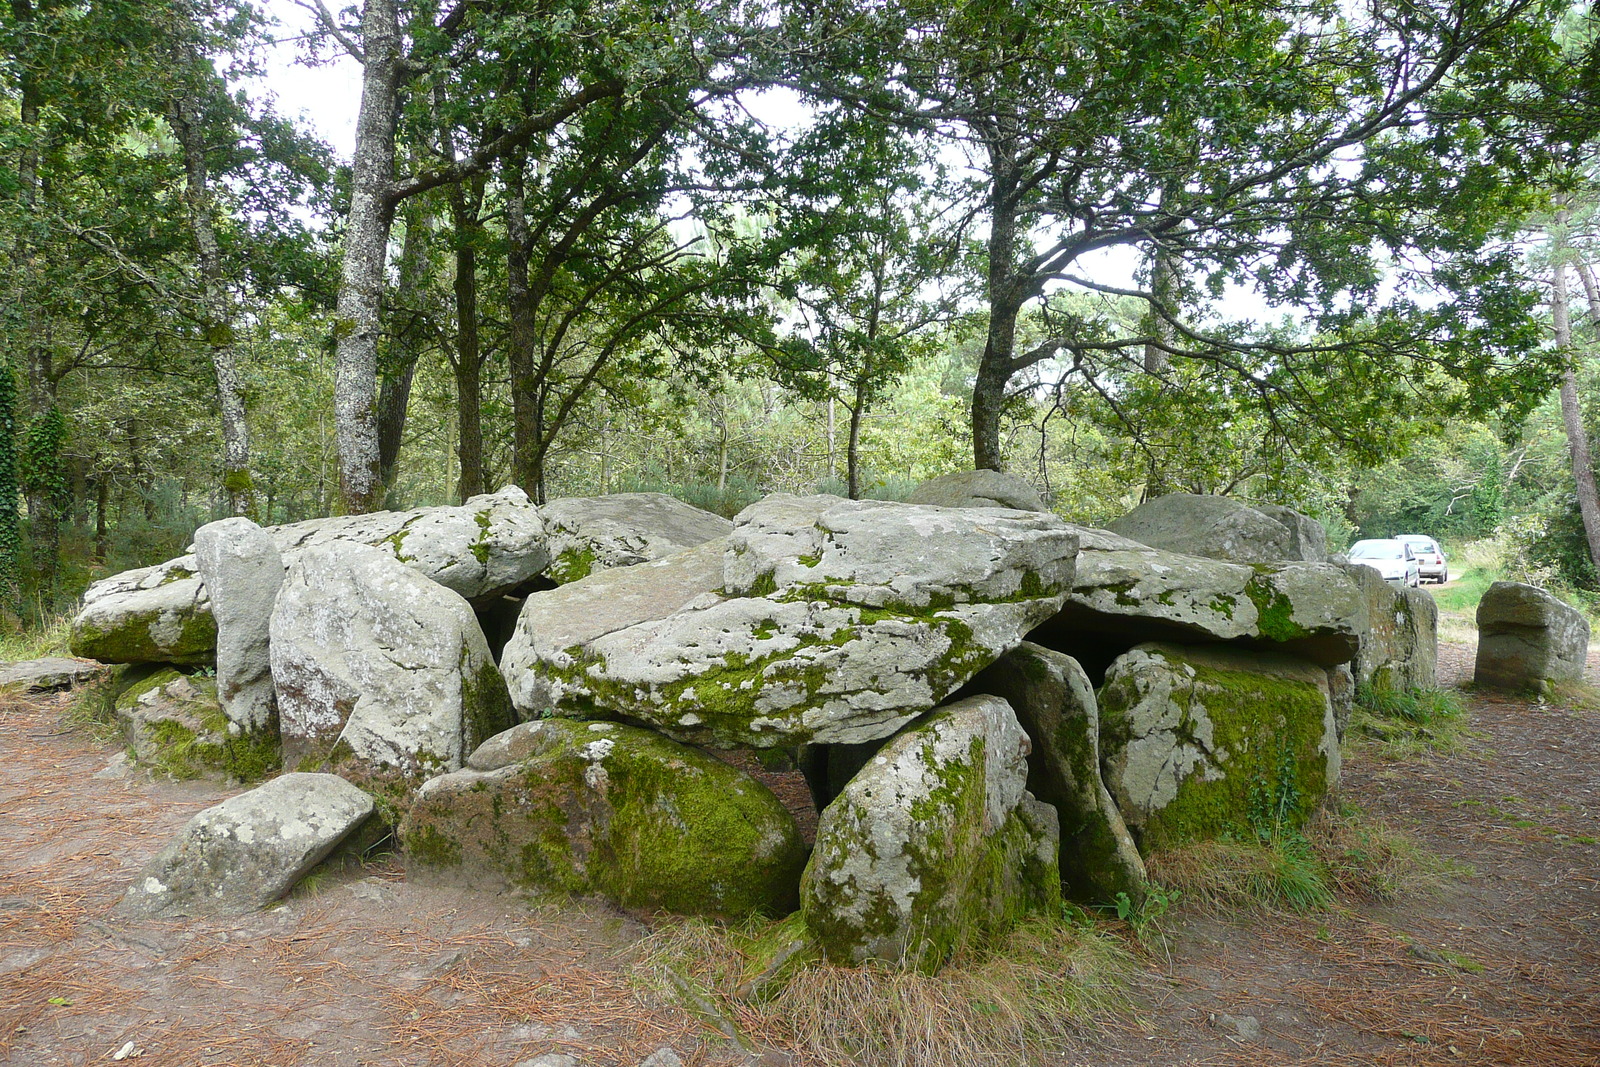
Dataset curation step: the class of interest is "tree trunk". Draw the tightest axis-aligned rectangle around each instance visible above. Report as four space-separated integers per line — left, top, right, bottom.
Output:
1552 256 1600 579
170 90 254 518
972 131 1022 473
332 0 403 514
449 197 484 502
377 198 432 501
847 374 869 500
503 152 543 502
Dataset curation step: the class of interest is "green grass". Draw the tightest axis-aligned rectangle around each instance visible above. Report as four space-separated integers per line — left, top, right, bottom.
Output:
0 611 73 663
1350 683 1476 759
1431 564 1497 615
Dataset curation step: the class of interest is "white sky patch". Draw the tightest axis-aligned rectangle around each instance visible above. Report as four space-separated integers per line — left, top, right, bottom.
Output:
257 1 362 162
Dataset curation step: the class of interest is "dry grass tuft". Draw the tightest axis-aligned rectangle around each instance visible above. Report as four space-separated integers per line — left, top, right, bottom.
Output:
630 910 1138 1067
1148 806 1461 918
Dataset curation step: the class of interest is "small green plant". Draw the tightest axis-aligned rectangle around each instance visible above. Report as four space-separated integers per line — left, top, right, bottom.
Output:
1110 883 1181 940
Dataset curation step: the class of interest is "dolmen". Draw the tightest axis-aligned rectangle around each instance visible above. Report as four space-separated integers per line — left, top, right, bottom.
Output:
77 482 1435 975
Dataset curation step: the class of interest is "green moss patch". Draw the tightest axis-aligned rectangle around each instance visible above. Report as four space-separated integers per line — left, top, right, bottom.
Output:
399 719 806 918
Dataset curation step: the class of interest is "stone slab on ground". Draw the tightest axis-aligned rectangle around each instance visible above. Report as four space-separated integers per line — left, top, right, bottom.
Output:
117 772 375 918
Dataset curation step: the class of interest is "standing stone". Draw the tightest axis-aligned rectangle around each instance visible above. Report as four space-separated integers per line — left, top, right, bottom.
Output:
117 772 375 918
800 694 1061 973
1475 581 1590 692
194 517 282 737
964 643 1147 905
1338 563 1438 692
271 542 515 781
400 719 806 918
907 469 1047 512
1099 643 1339 853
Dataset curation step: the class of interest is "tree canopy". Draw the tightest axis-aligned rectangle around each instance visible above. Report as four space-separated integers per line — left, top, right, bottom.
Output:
0 0 1595 614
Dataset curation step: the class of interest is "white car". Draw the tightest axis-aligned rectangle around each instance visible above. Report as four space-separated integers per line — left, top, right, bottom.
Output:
1348 538 1421 587
1396 534 1448 583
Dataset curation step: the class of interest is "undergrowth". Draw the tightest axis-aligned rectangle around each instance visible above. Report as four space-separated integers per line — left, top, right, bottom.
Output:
1350 683 1475 759
1147 804 1460 917
629 906 1136 1067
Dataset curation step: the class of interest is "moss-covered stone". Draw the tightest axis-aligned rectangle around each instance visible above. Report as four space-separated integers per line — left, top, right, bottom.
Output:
398 719 807 918
1098 643 1338 854
71 596 217 666
800 695 1061 974
962 643 1148 907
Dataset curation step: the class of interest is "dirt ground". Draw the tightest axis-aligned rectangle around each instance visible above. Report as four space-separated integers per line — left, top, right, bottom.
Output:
2 623 1598 1066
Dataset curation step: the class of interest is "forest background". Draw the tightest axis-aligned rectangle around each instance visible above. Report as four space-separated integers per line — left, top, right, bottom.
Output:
4 0 1600 630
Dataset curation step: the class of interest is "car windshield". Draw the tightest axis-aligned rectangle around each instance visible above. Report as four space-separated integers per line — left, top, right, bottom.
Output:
1350 541 1404 559
1399 537 1437 554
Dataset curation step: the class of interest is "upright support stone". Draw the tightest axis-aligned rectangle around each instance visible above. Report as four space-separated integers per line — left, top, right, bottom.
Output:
1475 581 1590 693
964 642 1147 905
800 694 1061 973
194 517 282 738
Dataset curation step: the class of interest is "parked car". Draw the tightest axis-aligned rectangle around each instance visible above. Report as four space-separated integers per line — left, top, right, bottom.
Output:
1396 534 1448 584
1347 538 1421 587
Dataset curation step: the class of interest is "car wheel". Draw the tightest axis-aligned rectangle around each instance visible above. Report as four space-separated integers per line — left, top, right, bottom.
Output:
1440 570 1448 584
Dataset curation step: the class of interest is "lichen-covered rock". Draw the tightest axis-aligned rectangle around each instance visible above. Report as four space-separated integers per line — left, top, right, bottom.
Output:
70 487 548 667
70 557 216 665
271 542 515 781
502 496 1077 748
800 694 1061 973
399 719 806 917
1106 493 1322 563
1338 564 1438 693
907 469 1047 512
0 656 111 692
1326 662 1356 740
538 492 733 584
964 643 1146 905
1256 504 1328 563
117 772 375 918
1099 643 1339 853
1475 581 1590 692
194 517 282 736
114 667 278 782
264 485 549 606
1039 525 1366 667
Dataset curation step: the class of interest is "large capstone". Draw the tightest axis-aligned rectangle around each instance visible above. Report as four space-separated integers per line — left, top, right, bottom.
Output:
193 517 282 736
1036 525 1366 673
537 492 733 584
1098 643 1339 853
399 719 806 918
907 469 1047 512
1475 581 1590 692
70 557 215 665
70 487 549 666
117 772 375 918
262 485 549 606
963 643 1146 905
271 542 515 781
1106 493 1324 563
800 694 1060 973
502 495 1077 748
